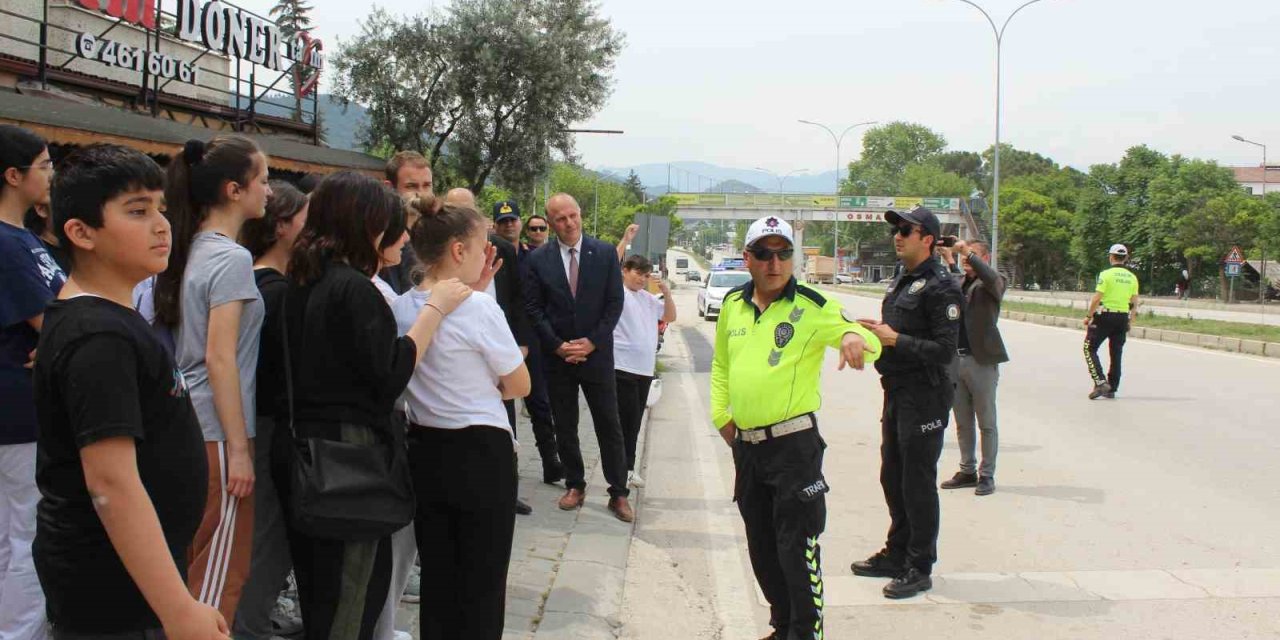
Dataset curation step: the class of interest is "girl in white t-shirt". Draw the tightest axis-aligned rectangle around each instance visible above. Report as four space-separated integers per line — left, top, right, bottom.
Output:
389 198 530 640
613 255 677 488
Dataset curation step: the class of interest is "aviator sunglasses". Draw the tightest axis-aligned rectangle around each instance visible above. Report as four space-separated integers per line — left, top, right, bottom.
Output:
748 246 794 261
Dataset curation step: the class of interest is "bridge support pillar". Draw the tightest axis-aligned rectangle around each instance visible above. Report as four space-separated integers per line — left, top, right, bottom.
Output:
792 219 806 280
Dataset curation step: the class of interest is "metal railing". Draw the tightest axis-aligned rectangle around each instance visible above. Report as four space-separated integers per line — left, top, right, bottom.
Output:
0 0 321 143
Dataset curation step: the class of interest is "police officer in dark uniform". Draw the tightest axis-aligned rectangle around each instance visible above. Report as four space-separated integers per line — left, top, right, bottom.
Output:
852 206 962 599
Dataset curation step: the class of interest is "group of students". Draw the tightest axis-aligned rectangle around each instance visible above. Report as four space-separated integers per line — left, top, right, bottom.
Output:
0 124 672 640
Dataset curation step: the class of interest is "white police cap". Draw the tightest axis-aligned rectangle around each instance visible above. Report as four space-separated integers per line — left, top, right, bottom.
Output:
743 216 795 249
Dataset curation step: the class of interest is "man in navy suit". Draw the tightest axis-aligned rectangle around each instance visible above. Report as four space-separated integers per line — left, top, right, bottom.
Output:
522 193 633 522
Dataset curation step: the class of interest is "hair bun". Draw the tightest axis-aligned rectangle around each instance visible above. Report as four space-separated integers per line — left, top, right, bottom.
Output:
407 194 442 217
182 139 206 165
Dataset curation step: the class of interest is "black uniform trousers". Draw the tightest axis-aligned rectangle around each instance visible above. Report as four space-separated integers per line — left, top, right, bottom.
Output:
1084 311 1128 392
547 364 630 498
409 425 517 640
879 376 951 575
734 425 828 640
615 370 654 471
523 337 560 462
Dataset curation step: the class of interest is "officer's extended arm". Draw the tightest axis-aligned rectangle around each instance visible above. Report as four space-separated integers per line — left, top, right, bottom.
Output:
895 281 961 366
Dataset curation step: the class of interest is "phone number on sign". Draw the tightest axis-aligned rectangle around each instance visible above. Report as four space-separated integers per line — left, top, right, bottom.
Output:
76 33 201 84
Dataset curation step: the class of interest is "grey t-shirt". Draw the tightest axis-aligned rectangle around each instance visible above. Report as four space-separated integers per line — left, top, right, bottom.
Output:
176 232 264 441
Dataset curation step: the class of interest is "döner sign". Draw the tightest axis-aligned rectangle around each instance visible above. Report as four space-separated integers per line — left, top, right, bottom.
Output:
175 0 324 72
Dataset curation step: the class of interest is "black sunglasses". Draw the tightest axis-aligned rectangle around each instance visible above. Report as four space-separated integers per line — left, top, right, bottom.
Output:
893 224 920 238
748 246 794 262
527 225 548 232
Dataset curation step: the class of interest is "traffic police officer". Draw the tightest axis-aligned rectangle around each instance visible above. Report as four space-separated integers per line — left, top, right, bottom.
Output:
852 206 962 599
711 215 881 640
1083 243 1140 399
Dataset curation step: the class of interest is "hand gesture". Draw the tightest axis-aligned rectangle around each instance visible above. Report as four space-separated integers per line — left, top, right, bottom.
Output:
718 421 737 447
428 278 473 315
226 443 254 498
953 240 968 258
163 599 230 640
623 224 640 243
472 243 502 293
652 273 670 294
857 318 899 347
838 332 874 371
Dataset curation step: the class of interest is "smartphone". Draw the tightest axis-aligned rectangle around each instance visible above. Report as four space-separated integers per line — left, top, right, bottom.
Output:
938 236 958 248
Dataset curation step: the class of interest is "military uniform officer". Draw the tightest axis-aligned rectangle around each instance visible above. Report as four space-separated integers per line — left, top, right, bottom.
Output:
852 206 962 599
1083 243 1140 399
711 215 881 640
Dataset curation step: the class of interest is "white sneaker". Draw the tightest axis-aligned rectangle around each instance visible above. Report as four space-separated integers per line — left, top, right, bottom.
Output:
628 471 646 488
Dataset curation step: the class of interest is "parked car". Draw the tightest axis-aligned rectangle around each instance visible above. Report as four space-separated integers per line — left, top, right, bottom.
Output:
685 271 702 282
698 270 752 320
835 273 855 285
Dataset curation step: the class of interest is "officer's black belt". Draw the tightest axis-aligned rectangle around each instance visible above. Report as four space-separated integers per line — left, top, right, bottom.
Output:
956 347 971 356
737 413 815 444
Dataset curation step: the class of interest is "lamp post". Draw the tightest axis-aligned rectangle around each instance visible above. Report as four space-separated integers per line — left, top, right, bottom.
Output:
1233 134 1269 302
947 0 1049 270
754 167 809 193
798 119 877 269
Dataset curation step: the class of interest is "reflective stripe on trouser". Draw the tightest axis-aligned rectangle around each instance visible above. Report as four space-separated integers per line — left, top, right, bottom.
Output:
733 428 828 639
1084 313 1128 391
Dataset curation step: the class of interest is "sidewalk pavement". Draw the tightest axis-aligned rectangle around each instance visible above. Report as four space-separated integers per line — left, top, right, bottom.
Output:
396 398 649 640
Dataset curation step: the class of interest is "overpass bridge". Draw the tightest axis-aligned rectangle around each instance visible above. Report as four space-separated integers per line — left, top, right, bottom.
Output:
672 192 983 278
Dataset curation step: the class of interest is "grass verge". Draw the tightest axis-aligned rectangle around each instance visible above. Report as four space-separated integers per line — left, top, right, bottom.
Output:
1003 300 1280 343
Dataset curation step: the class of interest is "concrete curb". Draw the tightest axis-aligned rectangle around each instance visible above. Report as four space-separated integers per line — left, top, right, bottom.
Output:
822 286 1280 359
529 383 658 639
994 309 1280 358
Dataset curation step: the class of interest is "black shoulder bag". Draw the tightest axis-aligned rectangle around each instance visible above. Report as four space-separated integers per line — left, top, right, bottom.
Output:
281 288 415 541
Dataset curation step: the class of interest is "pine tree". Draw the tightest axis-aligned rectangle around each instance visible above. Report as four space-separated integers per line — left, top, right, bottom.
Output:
270 0 315 122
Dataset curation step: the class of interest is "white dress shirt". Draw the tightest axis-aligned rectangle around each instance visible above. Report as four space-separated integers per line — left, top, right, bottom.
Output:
558 236 585 284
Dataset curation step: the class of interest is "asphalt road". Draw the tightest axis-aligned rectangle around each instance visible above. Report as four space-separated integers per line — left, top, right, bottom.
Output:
621 252 1280 639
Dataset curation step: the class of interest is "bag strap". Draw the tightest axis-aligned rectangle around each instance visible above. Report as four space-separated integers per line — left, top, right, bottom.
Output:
281 288 296 438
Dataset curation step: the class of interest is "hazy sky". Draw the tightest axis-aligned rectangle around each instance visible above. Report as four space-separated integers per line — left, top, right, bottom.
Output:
231 0 1280 174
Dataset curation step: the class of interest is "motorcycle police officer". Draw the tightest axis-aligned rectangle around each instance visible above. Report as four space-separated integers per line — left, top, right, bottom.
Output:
852 206 962 599
711 215 881 640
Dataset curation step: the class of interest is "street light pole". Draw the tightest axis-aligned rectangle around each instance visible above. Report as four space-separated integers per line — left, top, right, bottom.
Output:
1233 134 1268 303
948 0 1049 271
799 119 877 269
754 167 809 193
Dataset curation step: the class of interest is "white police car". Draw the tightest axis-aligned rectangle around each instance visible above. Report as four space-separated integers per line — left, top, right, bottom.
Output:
697 268 751 321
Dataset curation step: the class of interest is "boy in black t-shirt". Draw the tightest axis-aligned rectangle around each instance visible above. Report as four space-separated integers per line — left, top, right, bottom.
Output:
32 144 228 640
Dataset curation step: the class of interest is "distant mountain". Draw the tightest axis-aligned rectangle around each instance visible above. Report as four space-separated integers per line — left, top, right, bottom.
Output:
597 161 841 197
713 179 763 193
245 93 369 152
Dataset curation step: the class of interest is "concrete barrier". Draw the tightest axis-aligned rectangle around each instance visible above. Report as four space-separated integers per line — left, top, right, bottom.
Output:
1198 334 1222 350
1241 340 1266 355
998 307 1280 359
1221 337 1242 352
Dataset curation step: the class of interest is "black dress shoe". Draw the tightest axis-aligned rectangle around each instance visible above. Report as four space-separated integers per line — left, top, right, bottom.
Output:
975 476 995 496
851 549 905 578
515 497 533 515
940 471 978 489
883 567 933 599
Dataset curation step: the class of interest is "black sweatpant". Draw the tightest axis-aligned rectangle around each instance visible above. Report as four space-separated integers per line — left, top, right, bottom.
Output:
615 370 654 471
879 380 951 575
408 425 517 640
547 366 630 498
289 530 391 640
1084 311 1129 392
734 425 828 640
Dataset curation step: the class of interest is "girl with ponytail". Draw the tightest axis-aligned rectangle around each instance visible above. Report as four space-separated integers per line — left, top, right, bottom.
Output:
157 135 271 625
388 198 530 640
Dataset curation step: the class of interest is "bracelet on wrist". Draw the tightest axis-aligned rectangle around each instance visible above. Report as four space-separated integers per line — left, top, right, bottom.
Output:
425 303 444 317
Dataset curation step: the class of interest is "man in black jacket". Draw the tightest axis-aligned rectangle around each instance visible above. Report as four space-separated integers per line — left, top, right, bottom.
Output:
938 240 1008 496
522 193 633 522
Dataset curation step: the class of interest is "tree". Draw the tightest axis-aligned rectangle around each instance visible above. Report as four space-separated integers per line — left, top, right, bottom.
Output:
843 122 947 195
1176 191 1266 299
330 9 458 165
898 163 974 198
441 0 624 194
623 170 646 203
997 186 1073 288
270 0 314 120
934 150 985 189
